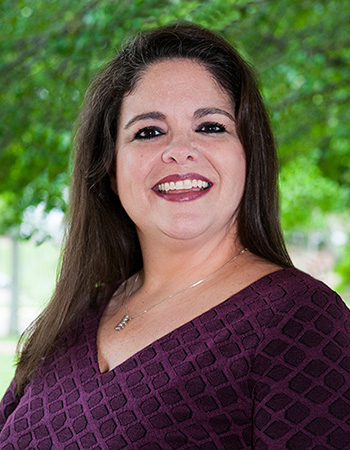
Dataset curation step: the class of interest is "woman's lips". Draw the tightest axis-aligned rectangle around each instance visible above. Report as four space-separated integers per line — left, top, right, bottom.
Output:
152 173 212 202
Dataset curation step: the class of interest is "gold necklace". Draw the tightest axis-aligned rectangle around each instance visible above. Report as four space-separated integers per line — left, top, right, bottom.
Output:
115 248 248 331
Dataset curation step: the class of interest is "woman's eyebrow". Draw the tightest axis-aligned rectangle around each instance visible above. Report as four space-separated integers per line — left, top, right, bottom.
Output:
124 108 234 129
194 107 235 122
124 111 166 129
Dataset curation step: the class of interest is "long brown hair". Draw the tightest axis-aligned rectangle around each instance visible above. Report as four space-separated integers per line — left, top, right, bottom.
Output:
16 22 293 393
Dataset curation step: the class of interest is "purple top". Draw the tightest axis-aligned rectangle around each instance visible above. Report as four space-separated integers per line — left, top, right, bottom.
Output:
1 268 350 449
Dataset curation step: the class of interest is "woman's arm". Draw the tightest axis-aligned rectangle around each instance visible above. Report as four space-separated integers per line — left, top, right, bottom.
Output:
251 287 350 449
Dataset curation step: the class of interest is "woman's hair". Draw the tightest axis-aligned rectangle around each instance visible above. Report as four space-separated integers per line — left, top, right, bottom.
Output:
16 22 293 393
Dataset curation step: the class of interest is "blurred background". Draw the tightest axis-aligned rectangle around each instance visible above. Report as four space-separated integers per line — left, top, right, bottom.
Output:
0 0 349 397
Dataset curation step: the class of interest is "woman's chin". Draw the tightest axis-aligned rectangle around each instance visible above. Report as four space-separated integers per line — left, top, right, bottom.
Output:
163 228 209 242
157 218 228 244
135 211 237 246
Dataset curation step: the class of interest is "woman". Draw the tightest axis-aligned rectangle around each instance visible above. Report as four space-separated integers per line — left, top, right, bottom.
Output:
1 22 349 449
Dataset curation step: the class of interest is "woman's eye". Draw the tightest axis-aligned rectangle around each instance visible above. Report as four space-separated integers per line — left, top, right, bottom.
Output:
134 127 164 140
196 122 227 134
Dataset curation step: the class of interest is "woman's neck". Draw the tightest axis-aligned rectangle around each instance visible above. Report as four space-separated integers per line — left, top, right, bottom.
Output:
136 228 244 295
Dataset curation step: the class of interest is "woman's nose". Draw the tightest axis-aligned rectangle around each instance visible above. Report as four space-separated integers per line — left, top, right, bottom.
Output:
161 135 198 164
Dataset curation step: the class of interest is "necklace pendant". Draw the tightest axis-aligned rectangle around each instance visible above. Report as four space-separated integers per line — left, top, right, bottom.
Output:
115 314 131 331
113 250 248 332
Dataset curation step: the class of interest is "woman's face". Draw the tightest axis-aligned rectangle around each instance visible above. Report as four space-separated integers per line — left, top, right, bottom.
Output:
114 59 246 246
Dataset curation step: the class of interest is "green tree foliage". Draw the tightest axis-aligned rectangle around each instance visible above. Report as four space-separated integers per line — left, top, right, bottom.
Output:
1 0 349 235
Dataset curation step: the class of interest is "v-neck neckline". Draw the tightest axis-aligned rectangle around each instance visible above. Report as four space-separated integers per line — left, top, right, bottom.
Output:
91 268 294 377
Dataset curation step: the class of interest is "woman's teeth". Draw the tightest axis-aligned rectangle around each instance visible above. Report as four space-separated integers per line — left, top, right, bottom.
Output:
157 179 209 192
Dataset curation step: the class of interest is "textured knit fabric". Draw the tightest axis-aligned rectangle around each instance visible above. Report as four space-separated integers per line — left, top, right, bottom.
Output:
1 268 350 450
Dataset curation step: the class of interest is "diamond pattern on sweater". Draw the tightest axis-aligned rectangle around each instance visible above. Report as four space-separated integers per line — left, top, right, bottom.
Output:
1 268 350 449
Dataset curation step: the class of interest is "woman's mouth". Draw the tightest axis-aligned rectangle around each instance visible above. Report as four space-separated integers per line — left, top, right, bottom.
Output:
152 174 212 202
157 178 209 193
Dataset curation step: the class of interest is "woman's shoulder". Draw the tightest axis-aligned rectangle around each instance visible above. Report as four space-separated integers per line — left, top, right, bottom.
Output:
236 267 350 340
250 267 345 309
242 267 350 349
239 269 350 449
0 378 19 432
